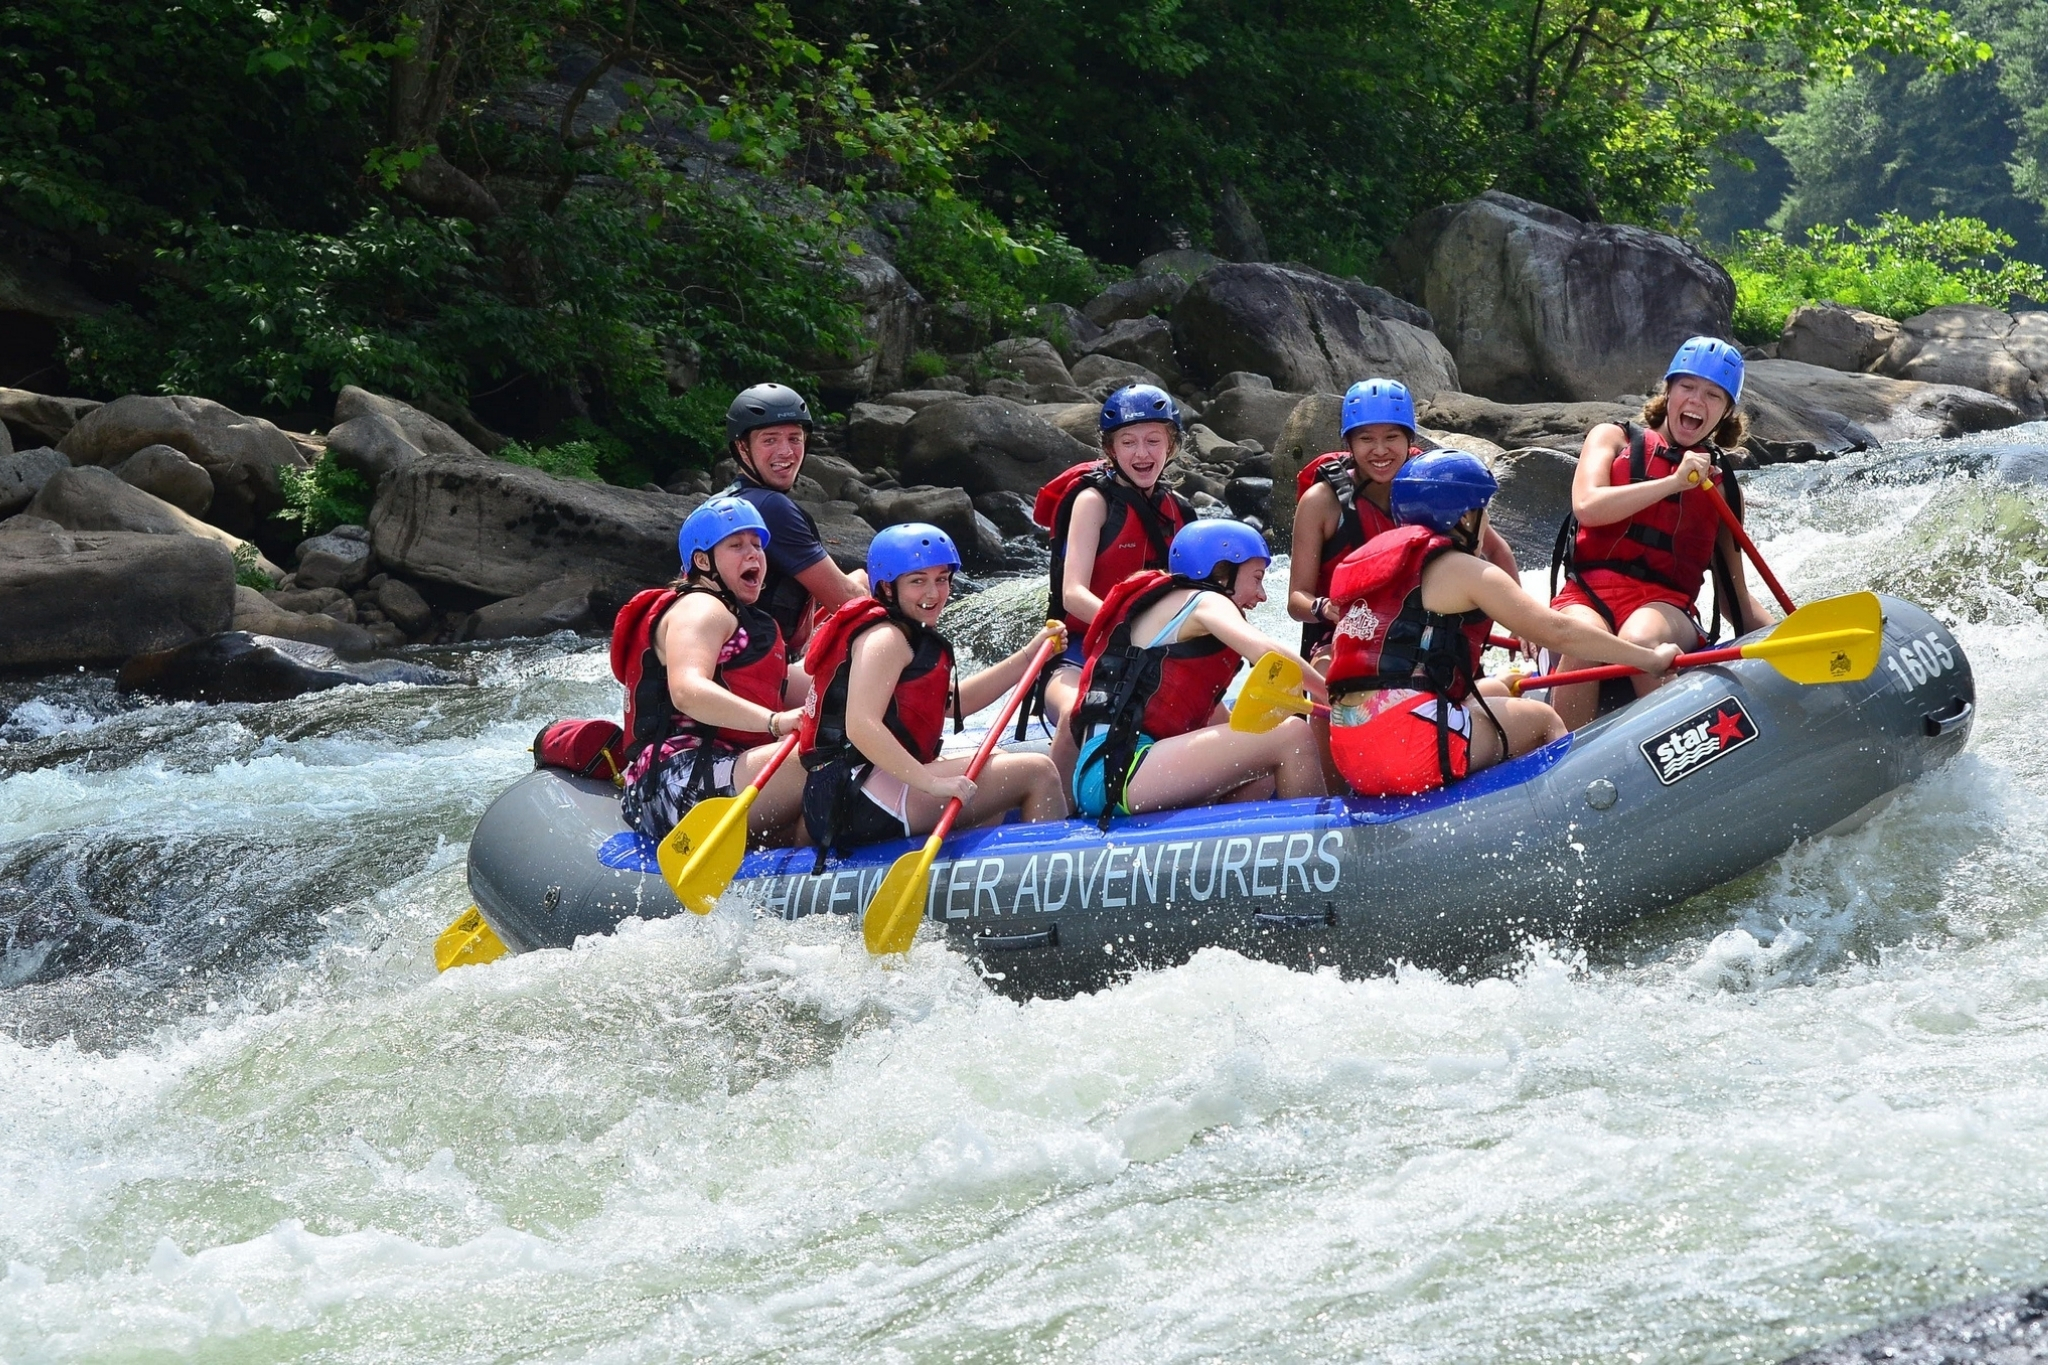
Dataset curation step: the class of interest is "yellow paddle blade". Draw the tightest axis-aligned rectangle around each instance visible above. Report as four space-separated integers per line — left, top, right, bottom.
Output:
657 790 757 915
1230 651 1313 734
864 833 942 956
434 905 506 972
1743 591 1883 684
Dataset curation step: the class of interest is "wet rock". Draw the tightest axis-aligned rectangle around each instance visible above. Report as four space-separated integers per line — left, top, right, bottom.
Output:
1418 392 1636 449
1379 191 1732 403
367 454 700 598
332 385 485 459
974 490 1037 538
1778 303 1900 373
0 388 100 447
1780 1282 2048 1364
1213 371 1273 393
856 485 1003 569
463 573 598 641
1744 359 2021 444
264 585 355 621
325 412 430 483
843 403 916 469
230 586 376 655
0 447 69 516
1030 401 1104 448
293 526 374 590
27 465 281 577
985 337 1075 389
1083 272 1189 327
111 444 213 517
1069 353 1166 396
799 451 865 501
370 576 433 634
898 397 1099 499
1072 316 1183 389
57 394 306 535
1485 448 1579 563
1204 386 1310 454
807 500 878 571
1224 476 1273 520
1874 304 2048 416
0 518 234 669
1171 262 1457 398
117 630 458 702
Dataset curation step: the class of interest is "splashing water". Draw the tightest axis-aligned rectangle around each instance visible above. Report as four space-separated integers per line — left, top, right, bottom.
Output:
4 435 2048 1362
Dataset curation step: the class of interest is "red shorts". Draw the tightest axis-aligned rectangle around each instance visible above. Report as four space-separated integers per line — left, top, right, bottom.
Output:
1330 692 1470 797
1552 572 1706 643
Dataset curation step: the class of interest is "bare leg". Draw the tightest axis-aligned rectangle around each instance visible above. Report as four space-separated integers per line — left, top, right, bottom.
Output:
1465 696 1568 773
735 742 809 840
1548 603 1617 730
1120 716 1326 814
899 752 1068 833
1043 664 1081 787
1617 602 1700 697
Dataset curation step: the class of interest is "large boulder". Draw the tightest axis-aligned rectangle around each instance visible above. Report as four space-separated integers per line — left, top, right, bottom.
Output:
1030 401 1103 447
1069 353 1166 397
1485 448 1580 565
463 573 599 641
1083 273 1189 327
844 403 916 469
810 253 922 402
1017 302 1103 358
1172 262 1458 398
368 455 701 598
228 586 378 657
1743 359 2022 445
0 388 101 447
27 465 280 577
111 444 213 517
985 337 1075 389
1872 304 2048 416
292 525 374 590
1072 317 1183 389
325 412 432 484
1419 392 1636 451
1203 386 1310 453
0 447 69 516
1777 303 1900 373
332 386 484 459
117 631 457 702
0 518 234 669
855 485 1004 570
1379 191 1733 403
807 501 878 572
898 397 1098 498
57 394 306 535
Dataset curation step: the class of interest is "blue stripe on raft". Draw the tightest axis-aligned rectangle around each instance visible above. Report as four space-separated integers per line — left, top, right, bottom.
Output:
599 830 663 874
723 732 1574 880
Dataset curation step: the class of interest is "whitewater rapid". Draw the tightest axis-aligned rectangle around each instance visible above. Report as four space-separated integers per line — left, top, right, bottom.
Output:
3 434 2047 1362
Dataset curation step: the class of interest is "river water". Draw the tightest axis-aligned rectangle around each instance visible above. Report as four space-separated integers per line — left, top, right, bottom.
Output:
4 434 2048 1362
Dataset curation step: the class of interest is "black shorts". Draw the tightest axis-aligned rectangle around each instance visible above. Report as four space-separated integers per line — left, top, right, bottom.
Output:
801 760 912 854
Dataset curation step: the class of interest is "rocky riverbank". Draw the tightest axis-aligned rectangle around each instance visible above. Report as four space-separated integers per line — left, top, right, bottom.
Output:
3 190 2033 690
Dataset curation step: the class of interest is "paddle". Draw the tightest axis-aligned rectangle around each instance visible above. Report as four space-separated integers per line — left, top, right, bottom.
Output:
1690 469 1797 615
434 905 507 973
1505 591 1882 695
862 631 1063 957
1230 651 1329 733
656 731 801 915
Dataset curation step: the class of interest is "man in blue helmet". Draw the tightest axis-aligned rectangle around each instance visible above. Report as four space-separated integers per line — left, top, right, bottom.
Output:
720 382 868 654
1068 517 1327 822
1548 337 1775 727
1326 451 1677 796
610 496 811 842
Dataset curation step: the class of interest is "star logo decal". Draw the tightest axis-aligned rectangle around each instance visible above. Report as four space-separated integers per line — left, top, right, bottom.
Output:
1707 708 1747 746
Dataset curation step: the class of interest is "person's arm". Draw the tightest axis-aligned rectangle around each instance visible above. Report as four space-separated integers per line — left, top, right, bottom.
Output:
1287 483 1341 624
795 558 866 614
1571 423 1715 527
1059 489 1110 624
1480 522 1518 577
1452 558 1679 674
842 626 957 795
957 621 1067 714
1188 594 1328 703
782 659 812 710
660 595 803 738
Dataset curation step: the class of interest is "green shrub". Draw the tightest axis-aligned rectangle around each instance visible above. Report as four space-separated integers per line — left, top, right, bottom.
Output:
894 193 1113 329
905 350 949 382
231 541 275 590
276 454 370 535
1720 213 2048 344
496 441 602 482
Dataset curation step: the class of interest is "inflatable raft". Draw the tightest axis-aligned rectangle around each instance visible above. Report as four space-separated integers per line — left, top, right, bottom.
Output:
466 593 1974 997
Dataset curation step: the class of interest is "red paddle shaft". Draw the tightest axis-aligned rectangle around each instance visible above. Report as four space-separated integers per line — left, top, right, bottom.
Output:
1692 472 1797 615
1506 643 1747 696
926 635 1060 845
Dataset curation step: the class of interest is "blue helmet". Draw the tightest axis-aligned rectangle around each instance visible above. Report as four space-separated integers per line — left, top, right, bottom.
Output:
1099 384 1180 435
679 496 770 568
1665 336 1745 405
867 522 962 587
1390 450 1498 534
1341 378 1415 437
1169 517 1269 583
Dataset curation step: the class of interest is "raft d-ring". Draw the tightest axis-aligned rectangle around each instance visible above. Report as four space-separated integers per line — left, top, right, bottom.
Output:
1585 779 1618 810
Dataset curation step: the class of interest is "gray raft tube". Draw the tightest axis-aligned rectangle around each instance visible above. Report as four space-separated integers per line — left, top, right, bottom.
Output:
466 593 1973 999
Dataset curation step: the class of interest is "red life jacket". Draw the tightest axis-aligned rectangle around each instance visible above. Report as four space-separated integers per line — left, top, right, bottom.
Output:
798 596 957 767
1326 526 1491 704
1036 461 1194 638
1070 570 1243 821
1557 423 1736 620
610 585 788 757
1294 450 1409 653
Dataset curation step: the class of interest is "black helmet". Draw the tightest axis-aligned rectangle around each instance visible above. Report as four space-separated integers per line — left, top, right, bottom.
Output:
726 383 814 446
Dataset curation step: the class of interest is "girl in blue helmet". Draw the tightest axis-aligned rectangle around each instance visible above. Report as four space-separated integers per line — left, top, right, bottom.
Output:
1068 518 1327 822
1325 452 1678 796
797 523 1067 856
1288 378 1518 659
613 497 812 844
1548 336 1775 727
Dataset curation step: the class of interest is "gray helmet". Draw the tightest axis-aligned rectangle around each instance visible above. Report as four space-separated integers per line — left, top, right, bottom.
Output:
726 383 813 446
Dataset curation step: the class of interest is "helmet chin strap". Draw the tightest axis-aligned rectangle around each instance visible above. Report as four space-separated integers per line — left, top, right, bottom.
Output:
690 551 741 607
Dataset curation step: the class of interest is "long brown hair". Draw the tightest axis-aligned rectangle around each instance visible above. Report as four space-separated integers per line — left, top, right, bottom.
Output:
1641 385 1747 450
